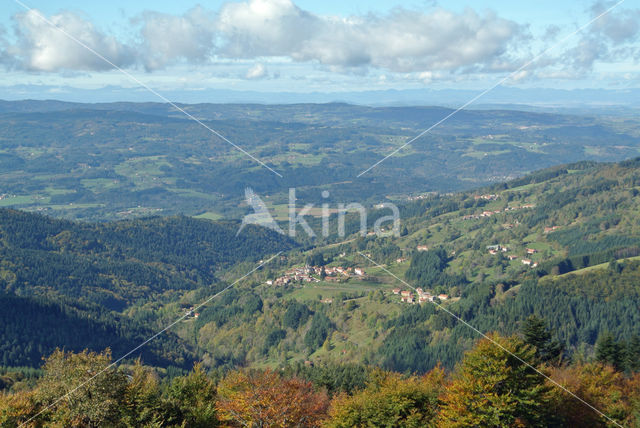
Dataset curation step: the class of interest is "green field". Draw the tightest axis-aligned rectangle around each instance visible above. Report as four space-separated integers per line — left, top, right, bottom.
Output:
286 279 392 301
194 211 223 221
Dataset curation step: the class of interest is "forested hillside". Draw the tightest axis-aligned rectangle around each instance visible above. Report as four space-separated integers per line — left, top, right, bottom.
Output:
0 209 294 367
3 158 640 407
0 293 192 368
0 209 294 304
148 157 640 375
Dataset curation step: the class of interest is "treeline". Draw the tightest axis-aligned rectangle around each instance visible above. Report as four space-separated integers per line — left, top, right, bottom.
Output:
191 292 339 369
368 260 640 374
491 163 571 191
539 245 640 276
2 327 639 427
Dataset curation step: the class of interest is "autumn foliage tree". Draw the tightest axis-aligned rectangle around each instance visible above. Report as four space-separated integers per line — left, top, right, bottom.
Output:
438 334 552 427
3 334 640 428
216 369 329 427
0 389 42 427
327 367 445 428
548 363 630 427
0 350 219 428
35 348 129 427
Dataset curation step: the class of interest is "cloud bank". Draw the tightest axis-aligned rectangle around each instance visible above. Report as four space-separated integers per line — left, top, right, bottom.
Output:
217 0 522 73
1 0 638 81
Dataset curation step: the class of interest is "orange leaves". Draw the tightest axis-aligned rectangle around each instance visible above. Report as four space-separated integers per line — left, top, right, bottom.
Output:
0 389 42 427
216 369 329 428
547 363 628 427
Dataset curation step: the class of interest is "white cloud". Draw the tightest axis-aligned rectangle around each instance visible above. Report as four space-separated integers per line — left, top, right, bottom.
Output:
497 2 640 83
590 1 640 44
216 1 522 73
217 0 319 58
246 63 267 79
561 2 640 74
136 6 216 71
8 9 134 72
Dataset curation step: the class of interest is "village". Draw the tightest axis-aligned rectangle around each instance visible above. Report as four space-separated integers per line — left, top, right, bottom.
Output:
266 265 367 286
266 263 452 306
264 192 546 306
392 287 449 304
473 193 500 201
406 191 438 201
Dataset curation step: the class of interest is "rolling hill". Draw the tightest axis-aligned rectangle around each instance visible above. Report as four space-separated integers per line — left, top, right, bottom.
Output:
3 155 640 375
0 101 638 220
167 157 640 373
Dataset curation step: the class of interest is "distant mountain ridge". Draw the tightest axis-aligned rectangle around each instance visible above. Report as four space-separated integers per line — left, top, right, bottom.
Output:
2 86 640 109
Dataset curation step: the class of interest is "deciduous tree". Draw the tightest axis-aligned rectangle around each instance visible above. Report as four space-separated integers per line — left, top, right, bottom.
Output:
438 333 552 427
36 348 128 427
327 367 445 428
217 369 329 427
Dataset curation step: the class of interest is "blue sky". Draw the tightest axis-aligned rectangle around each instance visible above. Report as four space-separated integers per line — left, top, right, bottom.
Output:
2 0 586 28
1 0 639 100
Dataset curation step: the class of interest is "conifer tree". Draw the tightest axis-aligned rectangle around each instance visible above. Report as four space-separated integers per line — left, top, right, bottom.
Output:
521 315 563 364
596 332 625 371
